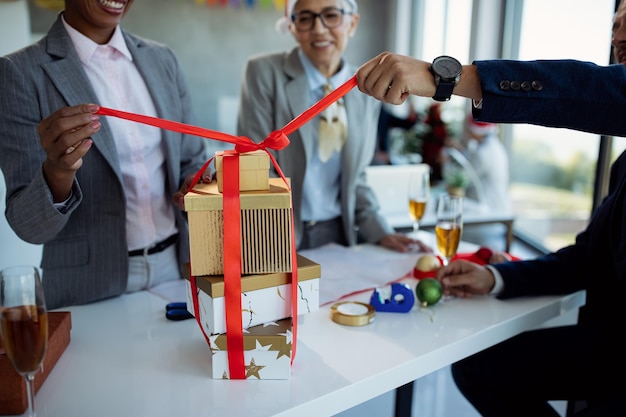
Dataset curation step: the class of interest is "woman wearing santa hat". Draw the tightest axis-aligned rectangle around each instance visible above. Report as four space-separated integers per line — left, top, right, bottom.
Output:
461 114 511 214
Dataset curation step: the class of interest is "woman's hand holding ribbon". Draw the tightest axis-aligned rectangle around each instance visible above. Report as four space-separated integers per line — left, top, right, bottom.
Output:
38 103 100 203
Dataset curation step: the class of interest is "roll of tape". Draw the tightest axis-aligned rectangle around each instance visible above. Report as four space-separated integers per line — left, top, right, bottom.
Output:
330 301 375 326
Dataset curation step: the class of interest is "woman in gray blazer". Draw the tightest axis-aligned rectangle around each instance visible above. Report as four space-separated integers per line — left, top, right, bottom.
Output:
0 1 207 309
237 0 425 253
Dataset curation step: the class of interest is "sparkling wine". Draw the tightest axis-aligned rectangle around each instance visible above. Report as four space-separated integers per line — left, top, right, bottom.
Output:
435 222 462 259
0 305 48 374
409 199 427 221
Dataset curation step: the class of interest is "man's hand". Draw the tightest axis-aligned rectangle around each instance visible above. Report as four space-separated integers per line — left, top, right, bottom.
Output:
434 259 496 298
355 52 434 105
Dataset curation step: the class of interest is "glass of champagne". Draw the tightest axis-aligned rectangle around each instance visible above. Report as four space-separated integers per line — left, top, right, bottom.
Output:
0 266 48 417
408 169 430 238
436 194 463 266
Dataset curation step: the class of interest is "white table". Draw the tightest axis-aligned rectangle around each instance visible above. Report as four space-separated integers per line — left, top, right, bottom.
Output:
29 245 584 417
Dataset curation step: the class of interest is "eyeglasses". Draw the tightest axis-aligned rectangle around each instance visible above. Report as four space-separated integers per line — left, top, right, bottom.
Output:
291 7 351 32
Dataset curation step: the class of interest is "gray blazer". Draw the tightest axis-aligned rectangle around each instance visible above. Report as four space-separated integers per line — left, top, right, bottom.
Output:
236 48 393 248
0 15 207 309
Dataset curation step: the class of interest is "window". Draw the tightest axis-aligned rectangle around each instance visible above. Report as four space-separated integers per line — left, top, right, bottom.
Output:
395 0 616 252
505 0 615 251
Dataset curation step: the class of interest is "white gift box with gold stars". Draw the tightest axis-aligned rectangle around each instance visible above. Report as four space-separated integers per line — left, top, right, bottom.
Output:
183 255 320 335
209 318 293 380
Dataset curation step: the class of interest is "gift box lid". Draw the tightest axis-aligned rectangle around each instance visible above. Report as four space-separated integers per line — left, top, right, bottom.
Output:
209 318 292 353
214 150 270 172
184 178 291 211
183 254 320 298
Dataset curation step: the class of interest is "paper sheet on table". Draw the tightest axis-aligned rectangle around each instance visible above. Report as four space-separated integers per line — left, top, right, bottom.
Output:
299 243 421 306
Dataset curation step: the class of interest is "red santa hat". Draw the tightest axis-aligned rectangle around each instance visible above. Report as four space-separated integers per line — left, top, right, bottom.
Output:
467 114 497 136
276 0 359 33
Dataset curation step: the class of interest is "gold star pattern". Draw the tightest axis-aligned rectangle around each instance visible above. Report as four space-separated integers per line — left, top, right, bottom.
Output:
276 327 293 359
245 357 265 379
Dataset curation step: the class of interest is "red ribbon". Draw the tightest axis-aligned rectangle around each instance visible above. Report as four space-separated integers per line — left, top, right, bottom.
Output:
222 154 245 378
97 75 357 378
95 75 356 155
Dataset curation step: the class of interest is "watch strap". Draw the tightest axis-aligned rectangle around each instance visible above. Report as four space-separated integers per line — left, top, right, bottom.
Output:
432 79 455 102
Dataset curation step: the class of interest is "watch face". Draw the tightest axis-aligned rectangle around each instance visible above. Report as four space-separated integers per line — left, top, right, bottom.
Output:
432 56 462 79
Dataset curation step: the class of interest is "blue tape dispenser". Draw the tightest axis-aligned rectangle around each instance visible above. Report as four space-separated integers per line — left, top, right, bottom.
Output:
369 283 415 313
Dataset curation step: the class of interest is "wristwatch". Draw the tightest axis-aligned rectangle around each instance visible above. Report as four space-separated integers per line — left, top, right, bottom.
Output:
429 55 462 102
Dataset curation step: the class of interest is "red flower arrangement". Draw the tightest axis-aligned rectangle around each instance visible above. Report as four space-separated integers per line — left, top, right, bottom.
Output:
419 103 449 181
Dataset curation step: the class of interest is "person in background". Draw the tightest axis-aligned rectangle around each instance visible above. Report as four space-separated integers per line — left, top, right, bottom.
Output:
447 114 510 213
419 102 448 181
442 114 511 249
0 0 209 310
237 0 428 253
373 100 418 165
353 1 626 415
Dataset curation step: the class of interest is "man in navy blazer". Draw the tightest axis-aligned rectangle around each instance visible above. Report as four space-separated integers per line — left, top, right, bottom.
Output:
0 1 207 309
355 2 626 415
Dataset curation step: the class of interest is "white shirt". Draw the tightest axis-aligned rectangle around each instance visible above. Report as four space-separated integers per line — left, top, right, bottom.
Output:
487 265 505 295
63 18 177 251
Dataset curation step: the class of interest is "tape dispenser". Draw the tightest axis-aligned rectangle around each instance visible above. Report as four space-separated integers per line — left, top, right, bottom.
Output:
369 283 415 313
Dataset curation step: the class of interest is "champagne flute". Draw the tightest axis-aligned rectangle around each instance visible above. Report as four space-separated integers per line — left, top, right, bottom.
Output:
408 169 430 238
0 266 48 417
435 194 463 266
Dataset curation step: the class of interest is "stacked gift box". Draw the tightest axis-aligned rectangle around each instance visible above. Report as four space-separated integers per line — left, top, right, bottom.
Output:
183 150 320 379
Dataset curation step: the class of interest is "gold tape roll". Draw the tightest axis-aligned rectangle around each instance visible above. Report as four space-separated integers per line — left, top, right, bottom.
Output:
330 301 375 326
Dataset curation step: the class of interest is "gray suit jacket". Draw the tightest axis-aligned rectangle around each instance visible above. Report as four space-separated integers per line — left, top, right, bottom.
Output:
0 15 207 309
236 48 393 248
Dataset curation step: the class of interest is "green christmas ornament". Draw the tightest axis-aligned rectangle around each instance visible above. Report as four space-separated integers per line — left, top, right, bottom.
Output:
416 278 443 307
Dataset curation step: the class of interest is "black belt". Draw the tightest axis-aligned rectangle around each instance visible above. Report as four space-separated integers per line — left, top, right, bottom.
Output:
128 234 179 257
303 217 342 229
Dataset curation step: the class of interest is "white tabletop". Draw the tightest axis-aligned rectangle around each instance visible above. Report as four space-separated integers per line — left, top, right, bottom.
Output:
30 244 584 417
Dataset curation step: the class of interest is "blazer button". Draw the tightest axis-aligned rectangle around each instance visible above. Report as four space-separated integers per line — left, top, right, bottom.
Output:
521 81 531 91
510 80 521 90
531 80 543 91
499 80 511 90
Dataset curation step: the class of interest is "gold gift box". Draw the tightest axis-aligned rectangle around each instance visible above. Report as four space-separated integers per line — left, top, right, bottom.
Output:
215 150 270 192
184 178 292 276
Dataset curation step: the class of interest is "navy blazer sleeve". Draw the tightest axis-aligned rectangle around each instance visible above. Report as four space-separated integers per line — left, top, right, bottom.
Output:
474 59 626 137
